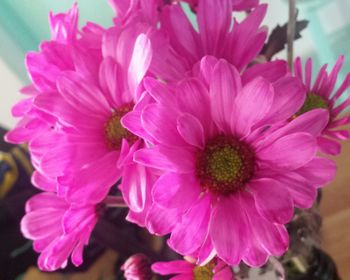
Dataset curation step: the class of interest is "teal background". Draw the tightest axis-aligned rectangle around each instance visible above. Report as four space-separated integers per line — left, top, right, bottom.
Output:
0 0 349 83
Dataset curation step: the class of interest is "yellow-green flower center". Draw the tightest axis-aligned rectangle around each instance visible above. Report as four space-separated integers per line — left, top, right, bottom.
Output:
297 92 329 115
104 104 138 150
196 135 255 196
193 262 215 280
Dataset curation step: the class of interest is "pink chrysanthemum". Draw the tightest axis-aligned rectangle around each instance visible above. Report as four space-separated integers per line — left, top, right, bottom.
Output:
151 0 267 82
152 258 235 280
294 56 350 155
7 5 156 270
129 58 336 266
31 22 153 212
21 192 98 271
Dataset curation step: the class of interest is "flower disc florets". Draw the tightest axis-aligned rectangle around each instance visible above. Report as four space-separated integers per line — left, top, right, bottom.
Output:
193 261 215 280
297 92 329 116
196 135 255 195
105 104 138 149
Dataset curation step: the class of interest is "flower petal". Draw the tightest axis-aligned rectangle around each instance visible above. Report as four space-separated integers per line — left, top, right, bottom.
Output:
249 178 294 224
231 77 273 137
209 195 248 265
258 133 317 170
177 113 205 149
169 195 211 255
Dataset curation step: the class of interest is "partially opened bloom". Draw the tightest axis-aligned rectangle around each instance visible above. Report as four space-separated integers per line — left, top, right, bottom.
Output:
122 253 153 280
151 0 267 82
21 192 98 271
294 56 350 155
130 58 336 266
152 258 235 280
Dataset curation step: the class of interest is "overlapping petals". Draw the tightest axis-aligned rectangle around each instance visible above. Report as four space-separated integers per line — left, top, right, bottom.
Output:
129 58 336 266
21 192 98 271
294 56 350 155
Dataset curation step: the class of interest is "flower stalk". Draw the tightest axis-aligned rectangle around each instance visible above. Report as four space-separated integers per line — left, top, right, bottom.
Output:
287 0 296 70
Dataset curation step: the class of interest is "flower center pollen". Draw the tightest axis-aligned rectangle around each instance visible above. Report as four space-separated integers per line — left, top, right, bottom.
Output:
104 104 138 150
193 262 215 280
196 136 255 196
297 92 329 115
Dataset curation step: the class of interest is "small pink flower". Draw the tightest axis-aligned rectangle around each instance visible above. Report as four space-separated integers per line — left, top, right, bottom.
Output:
122 253 153 280
152 258 235 280
129 58 336 266
150 0 267 82
21 192 98 271
294 56 350 155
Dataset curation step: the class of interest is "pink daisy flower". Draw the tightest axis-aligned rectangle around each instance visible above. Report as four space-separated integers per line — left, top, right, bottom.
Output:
294 56 350 155
150 0 267 82
32 24 152 207
130 58 336 266
21 192 98 271
152 258 235 280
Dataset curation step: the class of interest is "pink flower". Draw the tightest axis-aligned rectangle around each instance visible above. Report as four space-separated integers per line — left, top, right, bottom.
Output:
21 192 98 271
121 253 153 280
29 25 154 228
152 258 235 280
129 58 336 266
294 56 350 155
150 0 267 82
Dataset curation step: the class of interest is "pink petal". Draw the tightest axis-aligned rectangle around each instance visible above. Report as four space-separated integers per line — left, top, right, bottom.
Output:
169 195 211 255
263 76 306 123
65 151 121 204
274 172 317 209
177 113 205 149
209 195 248 265
242 60 288 84
121 163 149 212
146 204 181 235
152 173 200 210
197 0 232 54
198 55 219 86
128 34 153 97
297 157 336 187
141 104 185 147
152 261 194 275
249 178 294 224
257 133 317 170
143 77 176 106
210 60 242 132
231 77 273 137
134 146 195 173
31 171 57 192
161 5 199 61
21 208 64 240
176 78 212 132
240 192 289 256
57 72 110 116
317 136 341 155
121 110 155 144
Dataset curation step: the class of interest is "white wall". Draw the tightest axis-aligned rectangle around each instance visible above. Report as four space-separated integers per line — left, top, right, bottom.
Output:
0 58 24 129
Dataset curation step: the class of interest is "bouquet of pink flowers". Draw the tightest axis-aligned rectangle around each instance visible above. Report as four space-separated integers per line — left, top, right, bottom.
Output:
5 0 349 279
